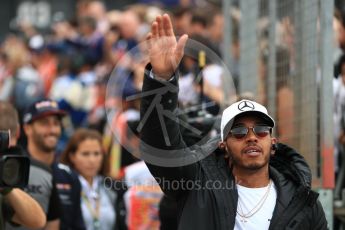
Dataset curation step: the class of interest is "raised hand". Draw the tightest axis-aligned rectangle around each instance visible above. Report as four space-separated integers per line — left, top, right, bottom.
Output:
146 14 188 80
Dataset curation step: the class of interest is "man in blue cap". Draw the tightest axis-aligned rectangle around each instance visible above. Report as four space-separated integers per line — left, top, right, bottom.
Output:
21 99 85 230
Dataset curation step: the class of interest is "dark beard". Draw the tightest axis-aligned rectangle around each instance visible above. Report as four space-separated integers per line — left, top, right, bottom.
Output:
243 162 267 171
231 156 268 171
32 134 57 153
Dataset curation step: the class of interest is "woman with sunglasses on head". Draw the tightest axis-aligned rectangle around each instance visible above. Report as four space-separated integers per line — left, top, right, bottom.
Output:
60 128 121 230
139 14 327 230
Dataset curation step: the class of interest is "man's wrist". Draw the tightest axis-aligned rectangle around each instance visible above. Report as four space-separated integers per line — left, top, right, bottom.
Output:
150 70 175 81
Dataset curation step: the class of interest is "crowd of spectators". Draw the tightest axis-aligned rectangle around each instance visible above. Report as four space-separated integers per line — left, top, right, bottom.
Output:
0 1 231 229
1 0 344 229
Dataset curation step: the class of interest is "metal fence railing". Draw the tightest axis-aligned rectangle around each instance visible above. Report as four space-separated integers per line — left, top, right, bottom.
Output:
222 0 334 190
221 1 334 226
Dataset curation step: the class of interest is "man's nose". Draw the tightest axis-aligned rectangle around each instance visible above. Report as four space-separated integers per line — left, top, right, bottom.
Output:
246 128 258 142
48 124 61 134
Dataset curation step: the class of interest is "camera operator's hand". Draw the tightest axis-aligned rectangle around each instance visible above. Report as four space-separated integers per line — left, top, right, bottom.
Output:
4 188 46 228
147 14 188 80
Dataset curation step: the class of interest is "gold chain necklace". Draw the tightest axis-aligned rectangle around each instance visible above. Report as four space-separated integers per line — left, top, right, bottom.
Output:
236 180 272 223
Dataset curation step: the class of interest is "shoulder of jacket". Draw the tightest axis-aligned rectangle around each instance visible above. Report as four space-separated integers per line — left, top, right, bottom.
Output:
56 163 72 174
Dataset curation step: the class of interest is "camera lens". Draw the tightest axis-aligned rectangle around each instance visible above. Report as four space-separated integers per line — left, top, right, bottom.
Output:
2 158 20 187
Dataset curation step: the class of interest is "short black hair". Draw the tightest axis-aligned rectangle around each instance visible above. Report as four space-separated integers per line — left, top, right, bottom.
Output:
170 6 191 17
191 12 207 27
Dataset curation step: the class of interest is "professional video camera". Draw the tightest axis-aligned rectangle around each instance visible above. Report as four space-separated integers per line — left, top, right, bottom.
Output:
0 130 30 188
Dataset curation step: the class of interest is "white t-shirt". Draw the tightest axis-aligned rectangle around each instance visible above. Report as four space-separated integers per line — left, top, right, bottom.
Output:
202 64 223 87
234 181 277 230
79 175 116 230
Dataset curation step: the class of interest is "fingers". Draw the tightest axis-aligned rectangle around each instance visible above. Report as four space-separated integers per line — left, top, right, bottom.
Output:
152 14 173 38
163 13 174 37
175 34 188 59
151 21 158 39
157 15 166 37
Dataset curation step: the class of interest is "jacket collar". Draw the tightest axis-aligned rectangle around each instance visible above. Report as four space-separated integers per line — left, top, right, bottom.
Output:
270 143 312 189
269 166 294 209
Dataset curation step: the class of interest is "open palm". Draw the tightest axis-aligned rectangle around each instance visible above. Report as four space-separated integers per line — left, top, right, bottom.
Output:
147 14 188 80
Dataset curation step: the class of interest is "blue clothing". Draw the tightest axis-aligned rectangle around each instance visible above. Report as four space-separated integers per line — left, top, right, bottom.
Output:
52 163 86 230
50 73 94 128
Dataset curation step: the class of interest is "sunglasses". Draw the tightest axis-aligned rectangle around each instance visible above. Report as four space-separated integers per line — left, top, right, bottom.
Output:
229 125 272 139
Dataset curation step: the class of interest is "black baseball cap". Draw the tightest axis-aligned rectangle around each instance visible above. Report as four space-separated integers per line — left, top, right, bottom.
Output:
23 99 67 124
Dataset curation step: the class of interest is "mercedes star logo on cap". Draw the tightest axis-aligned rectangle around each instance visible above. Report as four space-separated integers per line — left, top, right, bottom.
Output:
238 100 255 111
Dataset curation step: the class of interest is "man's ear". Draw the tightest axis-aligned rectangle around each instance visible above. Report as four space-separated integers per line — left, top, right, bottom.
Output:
271 137 278 155
218 141 226 150
23 124 31 136
218 141 230 158
219 142 233 167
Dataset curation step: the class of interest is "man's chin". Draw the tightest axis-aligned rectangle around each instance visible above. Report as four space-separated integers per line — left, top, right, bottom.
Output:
244 163 267 171
42 144 58 153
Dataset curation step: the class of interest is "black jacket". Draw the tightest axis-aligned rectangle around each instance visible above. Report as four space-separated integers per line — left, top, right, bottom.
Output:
140 65 328 230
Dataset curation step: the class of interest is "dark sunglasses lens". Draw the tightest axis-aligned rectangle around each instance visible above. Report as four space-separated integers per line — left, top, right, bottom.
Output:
231 127 248 139
254 126 271 137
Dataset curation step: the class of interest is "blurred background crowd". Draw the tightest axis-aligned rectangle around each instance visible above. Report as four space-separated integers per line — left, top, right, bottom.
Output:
0 1 237 229
0 0 344 229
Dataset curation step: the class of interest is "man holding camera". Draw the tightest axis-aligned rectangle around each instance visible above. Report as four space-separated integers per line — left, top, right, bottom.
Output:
0 101 46 229
1 100 61 229
0 186 46 229
1 99 84 230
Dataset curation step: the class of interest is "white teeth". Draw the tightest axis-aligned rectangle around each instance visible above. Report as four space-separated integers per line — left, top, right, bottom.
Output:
245 149 259 154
